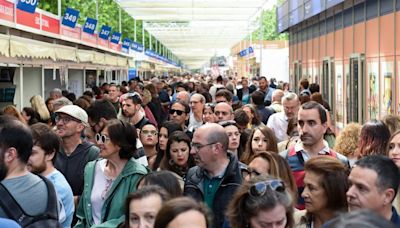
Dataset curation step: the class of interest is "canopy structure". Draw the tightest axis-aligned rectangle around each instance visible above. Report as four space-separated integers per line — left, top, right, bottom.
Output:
116 0 276 69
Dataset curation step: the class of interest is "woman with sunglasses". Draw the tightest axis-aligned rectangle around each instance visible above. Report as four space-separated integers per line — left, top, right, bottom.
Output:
75 119 148 228
242 151 297 202
139 123 159 170
295 156 349 228
159 131 195 187
226 176 295 228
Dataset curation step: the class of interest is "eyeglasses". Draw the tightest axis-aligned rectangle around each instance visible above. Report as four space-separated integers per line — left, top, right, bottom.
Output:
190 142 217 152
141 130 158 136
55 114 80 124
169 109 185 116
95 133 111 144
249 180 286 197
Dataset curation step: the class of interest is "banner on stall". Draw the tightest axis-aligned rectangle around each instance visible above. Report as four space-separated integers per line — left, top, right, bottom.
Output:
17 0 38 14
83 17 97 34
99 25 111 40
110 32 121 44
62 7 79 28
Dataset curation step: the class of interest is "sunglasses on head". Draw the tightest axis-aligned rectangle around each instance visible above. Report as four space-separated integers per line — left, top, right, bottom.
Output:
249 180 286 197
169 109 185 116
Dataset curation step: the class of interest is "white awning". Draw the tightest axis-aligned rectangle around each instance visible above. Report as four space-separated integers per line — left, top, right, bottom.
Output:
0 34 9 57
116 0 276 69
76 50 94 63
10 36 56 60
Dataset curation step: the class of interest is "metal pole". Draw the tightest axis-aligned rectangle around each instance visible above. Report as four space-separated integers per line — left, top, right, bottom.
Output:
142 23 145 47
95 0 98 20
260 9 263 77
134 19 137 42
149 34 152 50
119 7 122 33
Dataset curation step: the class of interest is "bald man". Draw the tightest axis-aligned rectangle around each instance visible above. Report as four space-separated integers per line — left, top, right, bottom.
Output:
176 91 190 104
269 89 284 113
214 102 234 122
184 123 245 228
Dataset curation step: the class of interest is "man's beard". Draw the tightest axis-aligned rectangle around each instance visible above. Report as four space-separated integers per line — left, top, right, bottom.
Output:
28 160 47 175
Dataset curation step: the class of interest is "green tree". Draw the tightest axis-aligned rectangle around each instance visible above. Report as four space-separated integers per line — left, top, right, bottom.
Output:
251 6 288 40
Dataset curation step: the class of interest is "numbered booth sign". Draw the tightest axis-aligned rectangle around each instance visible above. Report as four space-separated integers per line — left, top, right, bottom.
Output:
110 32 121 44
17 0 38 14
99 25 112 40
62 7 80 28
83 17 97 35
122 38 131 50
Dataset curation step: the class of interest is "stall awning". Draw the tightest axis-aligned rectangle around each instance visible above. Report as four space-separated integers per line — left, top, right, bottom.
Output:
55 46 76 62
0 34 9 57
10 36 55 60
76 50 94 63
105 54 118 66
117 57 127 67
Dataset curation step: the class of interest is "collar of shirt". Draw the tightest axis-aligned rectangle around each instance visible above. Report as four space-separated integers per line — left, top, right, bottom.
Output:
294 140 330 155
204 166 227 180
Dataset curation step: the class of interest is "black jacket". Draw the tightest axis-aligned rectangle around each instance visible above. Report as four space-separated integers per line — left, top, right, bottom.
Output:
183 153 246 228
237 85 256 101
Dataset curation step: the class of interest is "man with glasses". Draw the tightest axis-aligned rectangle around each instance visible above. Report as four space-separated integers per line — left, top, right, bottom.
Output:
54 105 99 208
188 93 205 132
169 100 192 137
184 123 245 228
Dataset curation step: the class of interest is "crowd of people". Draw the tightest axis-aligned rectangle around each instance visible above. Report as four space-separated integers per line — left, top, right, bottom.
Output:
0 74 399 228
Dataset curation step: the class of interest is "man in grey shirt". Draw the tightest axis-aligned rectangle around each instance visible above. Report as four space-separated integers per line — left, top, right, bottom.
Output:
0 116 50 219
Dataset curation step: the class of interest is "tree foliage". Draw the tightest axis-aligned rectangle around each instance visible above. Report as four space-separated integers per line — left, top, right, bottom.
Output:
251 6 288 41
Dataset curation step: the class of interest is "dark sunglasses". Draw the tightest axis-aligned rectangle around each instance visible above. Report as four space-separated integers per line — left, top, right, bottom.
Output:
95 133 110 144
249 180 285 197
242 167 261 178
169 109 185 116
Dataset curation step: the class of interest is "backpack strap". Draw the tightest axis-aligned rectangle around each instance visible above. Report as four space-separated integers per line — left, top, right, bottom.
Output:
0 175 59 226
36 175 59 221
0 182 29 225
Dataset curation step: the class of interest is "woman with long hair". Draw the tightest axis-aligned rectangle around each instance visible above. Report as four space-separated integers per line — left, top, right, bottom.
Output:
356 120 390 158
241 126 278 164
30 95 51 123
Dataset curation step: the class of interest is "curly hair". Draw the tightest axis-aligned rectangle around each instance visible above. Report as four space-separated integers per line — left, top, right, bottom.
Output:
333 122 362 158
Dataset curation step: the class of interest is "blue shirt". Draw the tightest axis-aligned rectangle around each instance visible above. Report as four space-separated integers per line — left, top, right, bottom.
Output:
0 218 20 227
47 170 74 228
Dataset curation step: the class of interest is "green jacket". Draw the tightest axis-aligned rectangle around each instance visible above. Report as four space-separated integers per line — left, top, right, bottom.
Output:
74 158 148 228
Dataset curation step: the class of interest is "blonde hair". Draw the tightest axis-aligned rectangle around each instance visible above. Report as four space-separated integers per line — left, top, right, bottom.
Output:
334 122 362 158
30 95 50 121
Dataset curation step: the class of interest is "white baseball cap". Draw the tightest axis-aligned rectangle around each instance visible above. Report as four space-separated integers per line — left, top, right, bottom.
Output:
55 105 88 125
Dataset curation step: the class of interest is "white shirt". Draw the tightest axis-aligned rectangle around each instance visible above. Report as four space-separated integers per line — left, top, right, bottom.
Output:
267 112 288 143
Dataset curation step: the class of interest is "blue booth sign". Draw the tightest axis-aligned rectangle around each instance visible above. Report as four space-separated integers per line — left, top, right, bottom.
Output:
128 68 137 80
62 7 80 28
131 42 144 52
122 38 131 50
110 32 121 44
239 47 254 57
17 0 38 14
99 25 112 40
83 17 97 35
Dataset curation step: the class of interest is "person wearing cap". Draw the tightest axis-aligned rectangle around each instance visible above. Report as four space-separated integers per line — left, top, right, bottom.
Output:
54 105 99 209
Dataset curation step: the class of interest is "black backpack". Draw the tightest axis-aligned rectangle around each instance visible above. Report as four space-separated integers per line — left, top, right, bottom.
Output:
0 174 61 228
